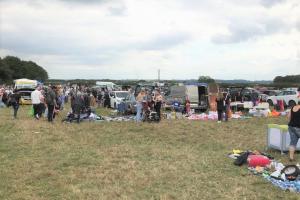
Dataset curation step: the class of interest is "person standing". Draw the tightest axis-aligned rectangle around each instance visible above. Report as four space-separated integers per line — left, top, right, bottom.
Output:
135 89 146 122
103 90 110 108
224 91 231 122
60 93 65 110
8 92 21 119
45 86 57 122
0 88 6 108
216 93 225 123
73 91 84 123
31 86 43 119
287 102 300 161
97 90 103 107
153 90 163 121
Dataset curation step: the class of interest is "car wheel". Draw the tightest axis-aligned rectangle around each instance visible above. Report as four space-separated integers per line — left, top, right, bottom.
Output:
267 100 273 106
289 100 296 107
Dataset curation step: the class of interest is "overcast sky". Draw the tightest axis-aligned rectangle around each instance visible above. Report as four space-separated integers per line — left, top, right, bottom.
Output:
0 0 299 80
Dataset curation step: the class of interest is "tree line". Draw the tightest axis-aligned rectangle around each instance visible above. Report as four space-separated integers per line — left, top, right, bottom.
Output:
273 75 300 84
0 56 48 84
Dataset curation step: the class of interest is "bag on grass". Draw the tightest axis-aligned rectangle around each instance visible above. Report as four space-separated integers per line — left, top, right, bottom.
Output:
247 155 271 167
234 152 250 166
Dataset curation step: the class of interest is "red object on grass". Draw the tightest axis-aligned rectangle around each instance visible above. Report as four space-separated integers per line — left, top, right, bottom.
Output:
247 155 271 167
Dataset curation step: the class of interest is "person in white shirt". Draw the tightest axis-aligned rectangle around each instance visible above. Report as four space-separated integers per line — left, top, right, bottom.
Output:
31 86 43 119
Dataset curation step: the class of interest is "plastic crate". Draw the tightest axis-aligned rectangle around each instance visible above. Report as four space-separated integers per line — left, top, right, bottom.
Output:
267 124 300 154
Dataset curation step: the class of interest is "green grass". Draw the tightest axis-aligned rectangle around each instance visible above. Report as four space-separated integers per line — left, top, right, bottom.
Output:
0 105 299 200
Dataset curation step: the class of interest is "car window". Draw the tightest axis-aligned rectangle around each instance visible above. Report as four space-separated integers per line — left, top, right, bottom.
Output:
125 94 135 101
116 92 129 98
110 92 115 97
284 91 295 95
277 92 284 96
243 91 250 95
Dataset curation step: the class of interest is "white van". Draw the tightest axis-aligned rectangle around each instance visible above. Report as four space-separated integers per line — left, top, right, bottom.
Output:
14 79 38 91
95 81 117 90
165 83 215 111
109 91 129 109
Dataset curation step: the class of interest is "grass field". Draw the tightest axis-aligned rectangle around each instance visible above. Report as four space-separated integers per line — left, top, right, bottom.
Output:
0 105 299 200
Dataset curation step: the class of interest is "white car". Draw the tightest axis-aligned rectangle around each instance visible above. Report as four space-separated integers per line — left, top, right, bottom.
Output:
267 90 300 107
109 91 129 109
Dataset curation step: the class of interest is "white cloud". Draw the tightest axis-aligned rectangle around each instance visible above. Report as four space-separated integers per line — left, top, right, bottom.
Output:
0 0 299 80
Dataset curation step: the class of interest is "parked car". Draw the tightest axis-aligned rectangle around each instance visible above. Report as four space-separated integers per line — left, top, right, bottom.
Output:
259 94 269 102
95 81 118 91
109 91 129 109
282 88 298 92
13 78 38 91
17 90 34 105
165 83 218 112
123 93 137 114
164 86 186 110
262 90 280 97
229 87 261 102
267 90 300 107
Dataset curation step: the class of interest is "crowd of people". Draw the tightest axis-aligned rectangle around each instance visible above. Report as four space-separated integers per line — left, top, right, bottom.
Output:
29 85 114 123
135 89 164 122
0 84 167 123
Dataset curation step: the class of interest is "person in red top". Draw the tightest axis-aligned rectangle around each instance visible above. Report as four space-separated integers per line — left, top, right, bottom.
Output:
288 102 300 161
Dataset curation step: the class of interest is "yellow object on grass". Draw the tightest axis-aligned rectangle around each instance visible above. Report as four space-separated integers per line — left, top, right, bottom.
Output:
232 149 243 155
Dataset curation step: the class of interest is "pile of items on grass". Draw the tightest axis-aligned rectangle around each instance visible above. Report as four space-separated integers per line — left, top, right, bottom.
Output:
62 109 135 123
168 108 289 121
228 150 300 193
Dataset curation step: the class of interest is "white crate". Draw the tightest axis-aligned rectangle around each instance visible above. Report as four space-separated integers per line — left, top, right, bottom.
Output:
267 124 300 154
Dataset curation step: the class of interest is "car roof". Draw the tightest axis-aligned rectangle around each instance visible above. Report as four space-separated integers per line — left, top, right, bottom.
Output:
114 91 128 93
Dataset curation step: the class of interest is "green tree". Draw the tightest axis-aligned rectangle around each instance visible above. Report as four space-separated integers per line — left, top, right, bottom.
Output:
0 57 13 83
198 76 215 83
273 75 300 83
1 56 49 83
2 56 24 80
